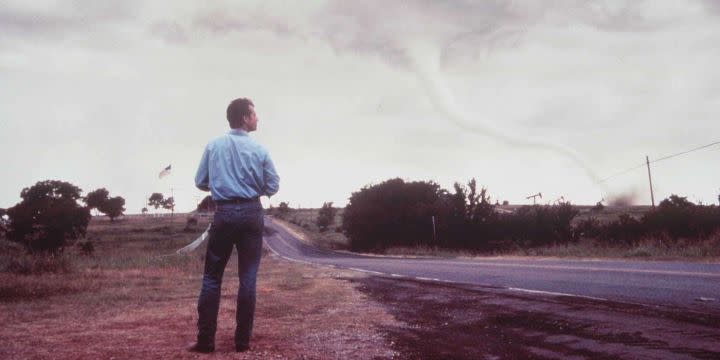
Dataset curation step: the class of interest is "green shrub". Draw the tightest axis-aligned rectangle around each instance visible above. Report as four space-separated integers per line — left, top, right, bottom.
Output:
6 180 91 254
343 178 443 251
499 203 579 248
316 202 337 232
591 195 720 245
575 217 602 238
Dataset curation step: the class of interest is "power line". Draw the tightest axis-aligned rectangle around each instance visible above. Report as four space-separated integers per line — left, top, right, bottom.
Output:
652 140 720 163
600 140 720 183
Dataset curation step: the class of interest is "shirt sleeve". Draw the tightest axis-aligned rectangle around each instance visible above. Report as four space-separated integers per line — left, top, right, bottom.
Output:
195 144 211 192
262 151 280 197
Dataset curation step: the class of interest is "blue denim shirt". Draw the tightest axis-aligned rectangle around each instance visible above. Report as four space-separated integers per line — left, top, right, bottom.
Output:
195 129 279 200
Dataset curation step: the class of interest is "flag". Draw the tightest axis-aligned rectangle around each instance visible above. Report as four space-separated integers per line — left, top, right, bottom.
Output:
158 164 172 179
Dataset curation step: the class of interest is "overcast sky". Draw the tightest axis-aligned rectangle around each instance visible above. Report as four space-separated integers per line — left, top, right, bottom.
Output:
1 0 719 213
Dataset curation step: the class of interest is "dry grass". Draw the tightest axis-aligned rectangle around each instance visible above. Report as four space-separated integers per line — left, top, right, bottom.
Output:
519 234 720 260
277 209 349 249
378 236 720 261
0 214 397 359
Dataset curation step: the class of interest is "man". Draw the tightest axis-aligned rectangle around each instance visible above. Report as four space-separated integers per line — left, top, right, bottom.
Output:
189 98 280 353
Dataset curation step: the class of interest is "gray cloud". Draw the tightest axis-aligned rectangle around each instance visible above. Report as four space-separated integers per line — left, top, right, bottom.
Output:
701 0 720 15
315 0 521 67
312 0 684 69
141 1 677 66
193 10 294 37
0 1 137 41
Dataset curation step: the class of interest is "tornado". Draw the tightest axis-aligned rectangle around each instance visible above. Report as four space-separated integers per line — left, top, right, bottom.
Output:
404 41 609 199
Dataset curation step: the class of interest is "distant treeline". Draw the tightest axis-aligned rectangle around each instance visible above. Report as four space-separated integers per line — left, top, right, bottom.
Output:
341 178 720 252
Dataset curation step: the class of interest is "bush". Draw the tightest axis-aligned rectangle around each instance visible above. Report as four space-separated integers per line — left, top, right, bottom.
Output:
316 202 337 232
591 195 720 245
6 180 91 254
575 217 602 238
602 214 643 245
499 203 579 248
276 202 291 219
343 178 443 251
641 195 719 240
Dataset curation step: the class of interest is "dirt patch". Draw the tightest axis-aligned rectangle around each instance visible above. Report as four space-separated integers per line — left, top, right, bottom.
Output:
350 276 720 359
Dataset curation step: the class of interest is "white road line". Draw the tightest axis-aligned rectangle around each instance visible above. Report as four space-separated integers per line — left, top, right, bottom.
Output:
426 260 720 278
507 287 608 301
348 267 385 275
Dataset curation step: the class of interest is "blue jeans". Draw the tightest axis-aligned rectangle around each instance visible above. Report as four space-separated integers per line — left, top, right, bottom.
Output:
196 202 264 348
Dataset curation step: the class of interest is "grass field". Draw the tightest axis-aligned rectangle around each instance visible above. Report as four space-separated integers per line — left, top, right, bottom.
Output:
0 214 396 359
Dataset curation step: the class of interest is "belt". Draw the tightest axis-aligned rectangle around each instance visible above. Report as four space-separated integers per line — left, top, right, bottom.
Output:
215 197 259 205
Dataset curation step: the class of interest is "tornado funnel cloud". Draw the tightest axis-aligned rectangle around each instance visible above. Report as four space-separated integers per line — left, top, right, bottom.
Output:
404 42 608 198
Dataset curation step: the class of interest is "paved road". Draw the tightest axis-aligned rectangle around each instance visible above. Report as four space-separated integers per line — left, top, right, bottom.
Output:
264 219 720 311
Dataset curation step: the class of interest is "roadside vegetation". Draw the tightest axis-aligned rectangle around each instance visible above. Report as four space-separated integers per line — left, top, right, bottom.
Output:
270 178 720 260
270 204 348 250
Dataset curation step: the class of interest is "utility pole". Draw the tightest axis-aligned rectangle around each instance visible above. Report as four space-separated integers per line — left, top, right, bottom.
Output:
431 215 437 244
645 155 655 208
170 187 175 217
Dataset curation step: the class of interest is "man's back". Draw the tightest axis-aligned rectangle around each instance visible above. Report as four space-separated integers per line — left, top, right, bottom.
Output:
195 129 279 201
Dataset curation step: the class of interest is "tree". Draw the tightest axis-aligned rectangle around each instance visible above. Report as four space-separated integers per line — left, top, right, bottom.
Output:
148 193 164 210
84 188 109 213
5 180 91 253
659 194 694 209
141 207 148 215
316 202 337 232
197 196 216 212
87 188 125 221
98 196 125 222
162 197 175 216
342 178 443 251
274 202 290 219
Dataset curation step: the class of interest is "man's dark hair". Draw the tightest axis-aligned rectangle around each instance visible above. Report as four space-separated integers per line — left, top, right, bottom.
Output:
226 98 254 128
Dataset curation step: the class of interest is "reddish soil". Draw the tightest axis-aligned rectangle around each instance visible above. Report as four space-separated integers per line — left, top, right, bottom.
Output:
349 276 720 359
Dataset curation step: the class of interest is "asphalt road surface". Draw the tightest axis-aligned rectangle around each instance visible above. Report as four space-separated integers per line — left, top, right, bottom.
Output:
264 219 720 311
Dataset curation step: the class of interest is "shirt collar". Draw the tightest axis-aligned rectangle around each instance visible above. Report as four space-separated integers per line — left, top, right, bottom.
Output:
228 129 249 136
